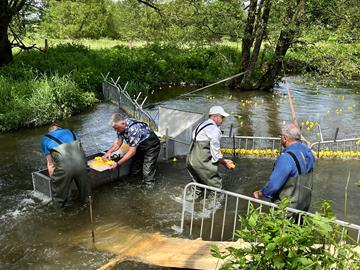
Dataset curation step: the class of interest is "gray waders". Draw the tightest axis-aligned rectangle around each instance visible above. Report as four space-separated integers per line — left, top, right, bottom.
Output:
46 133 91 208
273 151 313 213
186 123 222 189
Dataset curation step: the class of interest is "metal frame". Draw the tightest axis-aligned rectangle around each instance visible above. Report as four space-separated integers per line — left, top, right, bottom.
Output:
179 182 360 243
32 171 52 198
101 75 157 130
311 138 360 152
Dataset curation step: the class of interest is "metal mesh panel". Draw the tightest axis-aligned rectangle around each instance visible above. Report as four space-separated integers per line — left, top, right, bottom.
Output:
311 138 360 159
102 80 157 131
32 171 52 198
158 107 205 157
221 136 282 159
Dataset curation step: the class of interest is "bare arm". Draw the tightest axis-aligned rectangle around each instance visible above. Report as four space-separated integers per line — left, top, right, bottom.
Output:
103 137 122 160
118 147 137 166
218 158 235 170
46 155 55 176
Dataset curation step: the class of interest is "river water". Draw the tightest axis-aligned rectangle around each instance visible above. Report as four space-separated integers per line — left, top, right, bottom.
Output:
0 77 359 269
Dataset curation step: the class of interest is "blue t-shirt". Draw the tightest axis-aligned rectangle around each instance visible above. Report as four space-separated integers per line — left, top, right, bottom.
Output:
117 118 151 147
261 142 315 199
40 128 78 156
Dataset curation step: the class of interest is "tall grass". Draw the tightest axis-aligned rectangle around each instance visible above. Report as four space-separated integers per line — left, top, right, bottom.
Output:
0 74 97 131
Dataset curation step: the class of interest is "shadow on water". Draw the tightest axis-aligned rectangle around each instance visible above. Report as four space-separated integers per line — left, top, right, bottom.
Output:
0 77 359 269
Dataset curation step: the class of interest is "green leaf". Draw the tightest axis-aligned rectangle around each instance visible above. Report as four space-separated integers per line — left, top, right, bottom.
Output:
273 256 285 269
296 257 313 266
248 214 258 227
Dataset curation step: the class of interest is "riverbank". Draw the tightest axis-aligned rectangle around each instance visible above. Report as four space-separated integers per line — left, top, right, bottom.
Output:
0 41 359 131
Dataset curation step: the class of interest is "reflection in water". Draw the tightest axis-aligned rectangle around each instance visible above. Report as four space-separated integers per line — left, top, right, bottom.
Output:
0 77 359 269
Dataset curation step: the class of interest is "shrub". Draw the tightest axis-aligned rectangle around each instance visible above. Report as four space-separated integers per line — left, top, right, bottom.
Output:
0 75 97 131
211 199 360 270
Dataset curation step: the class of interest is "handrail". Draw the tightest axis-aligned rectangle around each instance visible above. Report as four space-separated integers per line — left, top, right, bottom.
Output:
179 182 360 243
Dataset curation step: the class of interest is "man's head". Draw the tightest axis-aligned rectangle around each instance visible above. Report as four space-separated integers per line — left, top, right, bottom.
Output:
48 122 60 132
110 113 126 133
209 106 229 126
280 123 301 147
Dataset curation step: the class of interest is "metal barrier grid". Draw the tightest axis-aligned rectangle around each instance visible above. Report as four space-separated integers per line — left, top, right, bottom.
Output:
179 182 360 243
311 138 360 159
102 78 158 131
221 136 282 158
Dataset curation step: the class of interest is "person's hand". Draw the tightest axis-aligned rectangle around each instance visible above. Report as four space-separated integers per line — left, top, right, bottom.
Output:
253 190 262 199
102 152 111 161
109 162 118 170
224 159 235 170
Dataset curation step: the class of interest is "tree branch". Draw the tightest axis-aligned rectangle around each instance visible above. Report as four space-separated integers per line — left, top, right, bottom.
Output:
9 26 42 52
137 0 162 15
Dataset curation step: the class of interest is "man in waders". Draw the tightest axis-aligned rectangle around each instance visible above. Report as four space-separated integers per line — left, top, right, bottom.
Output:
103 113 160 186
186 106 235 199
41 123 91 208
253 123 315 214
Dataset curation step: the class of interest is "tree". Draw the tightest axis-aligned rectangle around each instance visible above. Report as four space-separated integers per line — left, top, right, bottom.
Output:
0 0 26 66
0 0 44 66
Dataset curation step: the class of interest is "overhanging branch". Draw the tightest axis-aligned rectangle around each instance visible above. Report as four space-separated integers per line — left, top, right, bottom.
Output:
137 0 162 15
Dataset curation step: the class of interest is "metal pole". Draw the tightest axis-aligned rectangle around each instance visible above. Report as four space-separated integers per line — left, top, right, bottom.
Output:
229 124 233 138
232 135 236 157
334 128 339 142
89 196 95 243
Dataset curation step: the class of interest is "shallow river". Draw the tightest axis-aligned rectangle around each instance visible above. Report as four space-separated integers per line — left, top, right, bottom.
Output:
0 77 359 269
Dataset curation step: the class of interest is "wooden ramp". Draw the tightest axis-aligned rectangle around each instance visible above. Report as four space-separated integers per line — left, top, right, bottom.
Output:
78 223 359 270
78 223 246 270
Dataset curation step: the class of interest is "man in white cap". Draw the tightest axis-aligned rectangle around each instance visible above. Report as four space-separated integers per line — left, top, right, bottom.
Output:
186 106 234 193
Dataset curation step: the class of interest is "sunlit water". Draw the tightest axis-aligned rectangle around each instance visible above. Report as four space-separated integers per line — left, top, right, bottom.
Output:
0 77 359 269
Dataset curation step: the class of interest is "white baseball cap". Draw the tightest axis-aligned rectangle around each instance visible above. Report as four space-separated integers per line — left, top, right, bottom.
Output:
209 106 229 117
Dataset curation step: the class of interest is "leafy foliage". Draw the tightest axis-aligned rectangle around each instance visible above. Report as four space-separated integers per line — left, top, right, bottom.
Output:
0 74 97 131
211 199 360 269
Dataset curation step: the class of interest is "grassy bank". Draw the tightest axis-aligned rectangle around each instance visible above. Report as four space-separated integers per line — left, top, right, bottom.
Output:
0 75 97 131
0 40 358 131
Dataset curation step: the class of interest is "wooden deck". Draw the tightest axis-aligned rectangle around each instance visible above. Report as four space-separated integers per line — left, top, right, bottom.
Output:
77 223 359 270
96 232 245 270
83 223 246 270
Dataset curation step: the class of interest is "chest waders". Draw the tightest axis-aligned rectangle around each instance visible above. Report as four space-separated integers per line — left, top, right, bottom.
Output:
186 123 222 189
118 121 160 184
273 151 313 212
46 132 90 208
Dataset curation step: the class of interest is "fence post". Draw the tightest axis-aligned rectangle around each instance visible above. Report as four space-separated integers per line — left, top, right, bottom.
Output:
232 135 236 157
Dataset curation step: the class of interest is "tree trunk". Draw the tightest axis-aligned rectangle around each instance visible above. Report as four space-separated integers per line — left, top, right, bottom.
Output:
0 17 12 66
231 0 257 88
256 0 305 91
256 30 294 91
240 0 272 89
234 0 305 91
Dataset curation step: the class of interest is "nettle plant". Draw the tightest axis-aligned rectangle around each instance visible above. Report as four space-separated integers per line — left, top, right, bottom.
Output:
211 198 360 270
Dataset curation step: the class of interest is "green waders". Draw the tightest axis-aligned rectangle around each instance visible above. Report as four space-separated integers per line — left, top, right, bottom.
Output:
50 141 91 208
273 151 313 213
186 123 222 189
130 131 160 184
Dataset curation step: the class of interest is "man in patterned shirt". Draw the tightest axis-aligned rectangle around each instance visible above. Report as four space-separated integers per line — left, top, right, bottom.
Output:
103 113 160 185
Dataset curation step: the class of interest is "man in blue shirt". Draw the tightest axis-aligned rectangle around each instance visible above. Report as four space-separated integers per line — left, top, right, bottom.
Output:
103 113 160 186
253 123 315 212
41 123 90 208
